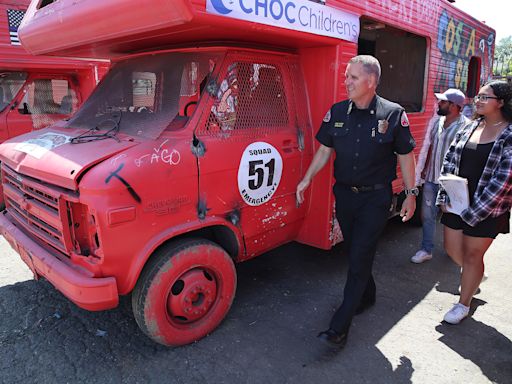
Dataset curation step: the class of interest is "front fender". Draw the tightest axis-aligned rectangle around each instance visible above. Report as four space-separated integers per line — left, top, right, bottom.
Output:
121 217 244 295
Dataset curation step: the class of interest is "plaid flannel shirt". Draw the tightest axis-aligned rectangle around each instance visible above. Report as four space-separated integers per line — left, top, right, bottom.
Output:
436 119 512 227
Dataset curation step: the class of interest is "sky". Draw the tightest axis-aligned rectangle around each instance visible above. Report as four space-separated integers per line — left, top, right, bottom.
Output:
452 0 512 43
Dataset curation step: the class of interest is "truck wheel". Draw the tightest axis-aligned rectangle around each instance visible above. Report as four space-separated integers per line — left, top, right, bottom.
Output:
132 238 236 346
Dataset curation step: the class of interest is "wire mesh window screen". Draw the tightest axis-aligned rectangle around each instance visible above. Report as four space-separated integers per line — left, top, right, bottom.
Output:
19 79 76 115
132 72 156 109
0 72 27 112
17 78 78 129
204 61 289 134
65 53 219 139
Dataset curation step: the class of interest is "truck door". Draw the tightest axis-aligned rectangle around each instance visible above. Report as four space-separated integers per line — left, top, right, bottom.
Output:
0 71 27 143
195 53 307 259
6 76 79 138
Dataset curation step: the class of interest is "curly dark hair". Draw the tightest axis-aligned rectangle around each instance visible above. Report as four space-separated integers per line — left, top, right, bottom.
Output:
485 80 512 122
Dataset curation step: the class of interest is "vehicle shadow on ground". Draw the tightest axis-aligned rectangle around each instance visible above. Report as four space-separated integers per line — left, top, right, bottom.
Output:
0 217 508 383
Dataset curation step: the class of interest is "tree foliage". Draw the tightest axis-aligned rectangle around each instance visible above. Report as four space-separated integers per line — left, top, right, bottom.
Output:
494 36 512 77
495 36 512 59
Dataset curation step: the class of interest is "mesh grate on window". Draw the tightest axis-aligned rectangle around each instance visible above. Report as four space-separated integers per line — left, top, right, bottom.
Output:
65 52 220 139
0 72 27 113
200 56 291 137
19 79 79 130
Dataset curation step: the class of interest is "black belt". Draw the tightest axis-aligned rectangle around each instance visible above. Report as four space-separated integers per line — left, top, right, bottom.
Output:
339 183 387 193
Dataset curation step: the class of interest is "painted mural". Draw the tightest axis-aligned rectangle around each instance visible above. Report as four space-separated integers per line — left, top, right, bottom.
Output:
370 0 439 26
434 8 494 94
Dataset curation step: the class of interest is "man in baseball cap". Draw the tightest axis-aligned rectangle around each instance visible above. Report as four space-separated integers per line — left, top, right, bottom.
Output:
434 88 466 108
411 88 470 264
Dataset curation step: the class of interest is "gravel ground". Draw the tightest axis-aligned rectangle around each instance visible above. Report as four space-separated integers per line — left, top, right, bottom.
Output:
1 217 511 384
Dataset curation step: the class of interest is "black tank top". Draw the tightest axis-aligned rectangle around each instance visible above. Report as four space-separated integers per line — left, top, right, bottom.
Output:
459 141 494 204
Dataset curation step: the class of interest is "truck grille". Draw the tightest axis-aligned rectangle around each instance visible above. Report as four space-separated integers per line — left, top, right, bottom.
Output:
2 164 76 255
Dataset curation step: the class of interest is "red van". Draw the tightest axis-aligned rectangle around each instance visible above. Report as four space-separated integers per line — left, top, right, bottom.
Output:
0 0 109 206
0 0 495 346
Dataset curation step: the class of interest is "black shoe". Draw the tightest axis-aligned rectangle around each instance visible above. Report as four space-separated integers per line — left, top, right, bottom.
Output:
317 328 348 349
355 299 375 315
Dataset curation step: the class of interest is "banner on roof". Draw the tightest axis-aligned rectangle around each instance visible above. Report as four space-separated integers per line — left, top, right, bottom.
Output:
206 0 360 43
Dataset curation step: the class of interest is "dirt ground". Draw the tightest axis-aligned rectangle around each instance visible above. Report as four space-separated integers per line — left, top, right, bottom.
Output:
1 217 511 384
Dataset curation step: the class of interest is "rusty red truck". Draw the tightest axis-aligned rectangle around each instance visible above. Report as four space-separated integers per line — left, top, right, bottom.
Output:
0 0 494 346
0 0 109 207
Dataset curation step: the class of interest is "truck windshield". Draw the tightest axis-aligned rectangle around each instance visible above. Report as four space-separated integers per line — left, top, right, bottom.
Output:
65 52 220 140
0 72 27 113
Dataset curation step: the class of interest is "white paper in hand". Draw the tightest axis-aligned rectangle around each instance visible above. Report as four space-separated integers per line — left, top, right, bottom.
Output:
438 174 469 215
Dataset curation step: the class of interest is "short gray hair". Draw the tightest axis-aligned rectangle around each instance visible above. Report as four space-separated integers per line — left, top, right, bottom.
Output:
349 55 381 83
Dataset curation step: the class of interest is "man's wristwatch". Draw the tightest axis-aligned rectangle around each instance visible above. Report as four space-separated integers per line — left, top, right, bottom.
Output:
404 187 420 197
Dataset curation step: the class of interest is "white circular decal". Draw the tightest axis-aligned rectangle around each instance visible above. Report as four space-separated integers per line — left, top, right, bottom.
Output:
238 142 283 206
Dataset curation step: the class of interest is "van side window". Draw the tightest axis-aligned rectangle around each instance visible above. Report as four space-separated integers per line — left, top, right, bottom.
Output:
18 79 77 115
0 72 27 113
166 58 216 131
359 20 427 112
178 60 215 118
18 78 77 128
207 62 289 132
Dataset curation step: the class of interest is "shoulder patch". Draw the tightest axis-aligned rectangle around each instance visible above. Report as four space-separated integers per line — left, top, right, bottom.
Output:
323 109 331 123
401 111 410 127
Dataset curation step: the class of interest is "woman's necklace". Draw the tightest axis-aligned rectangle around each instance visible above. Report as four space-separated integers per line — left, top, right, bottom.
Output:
483 120 505 128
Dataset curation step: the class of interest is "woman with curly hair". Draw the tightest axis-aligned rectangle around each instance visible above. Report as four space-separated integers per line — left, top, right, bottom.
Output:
437 80 512 324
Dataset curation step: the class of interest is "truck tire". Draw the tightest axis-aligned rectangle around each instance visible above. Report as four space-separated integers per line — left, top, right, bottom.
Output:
132 238 236 346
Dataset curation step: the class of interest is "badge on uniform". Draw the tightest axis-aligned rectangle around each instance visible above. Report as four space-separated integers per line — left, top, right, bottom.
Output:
323 110 331 123
377 119 389 134
400 111 410 127
334 122 344 128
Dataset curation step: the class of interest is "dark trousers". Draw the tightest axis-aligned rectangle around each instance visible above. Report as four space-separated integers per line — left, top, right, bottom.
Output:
329 184 392 334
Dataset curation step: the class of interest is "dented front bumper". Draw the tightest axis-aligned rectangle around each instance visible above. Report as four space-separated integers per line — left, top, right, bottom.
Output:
0 211 118 311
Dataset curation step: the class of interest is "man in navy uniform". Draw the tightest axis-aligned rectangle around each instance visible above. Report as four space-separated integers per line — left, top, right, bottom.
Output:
296 55 417 349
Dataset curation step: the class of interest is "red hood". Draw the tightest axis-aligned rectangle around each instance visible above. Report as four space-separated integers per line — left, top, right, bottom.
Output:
0 127 138 190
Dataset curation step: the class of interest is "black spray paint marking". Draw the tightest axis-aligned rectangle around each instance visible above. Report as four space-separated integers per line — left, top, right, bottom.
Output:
105 163 141 203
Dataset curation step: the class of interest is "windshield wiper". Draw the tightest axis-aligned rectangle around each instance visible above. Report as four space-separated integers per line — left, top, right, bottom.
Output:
70 111 122 144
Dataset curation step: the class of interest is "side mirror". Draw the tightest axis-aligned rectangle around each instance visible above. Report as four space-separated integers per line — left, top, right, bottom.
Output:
18 102 30 115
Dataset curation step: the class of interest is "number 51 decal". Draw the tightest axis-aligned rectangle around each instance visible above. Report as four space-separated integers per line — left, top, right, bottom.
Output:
238 142 283 206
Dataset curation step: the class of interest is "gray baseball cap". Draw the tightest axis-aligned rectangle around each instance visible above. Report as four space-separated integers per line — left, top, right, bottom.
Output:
435 88 466 107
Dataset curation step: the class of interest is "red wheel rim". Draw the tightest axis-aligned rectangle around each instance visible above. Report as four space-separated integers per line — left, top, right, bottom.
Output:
166 268 218 323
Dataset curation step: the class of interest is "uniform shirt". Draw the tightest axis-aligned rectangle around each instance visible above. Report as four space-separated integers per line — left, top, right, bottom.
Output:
316 95 415 186
436 120 512 226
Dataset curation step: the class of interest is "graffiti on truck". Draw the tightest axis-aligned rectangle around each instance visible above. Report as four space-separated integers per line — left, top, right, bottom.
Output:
434 9 494 93
367 0 440 26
